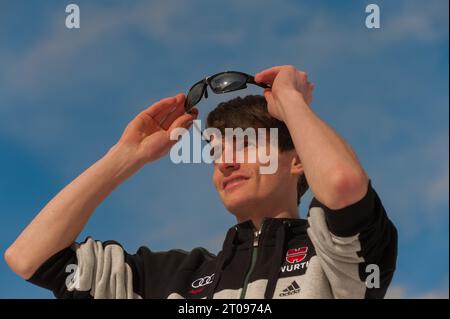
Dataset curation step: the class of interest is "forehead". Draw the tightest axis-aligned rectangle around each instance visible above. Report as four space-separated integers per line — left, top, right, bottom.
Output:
208 128 275 148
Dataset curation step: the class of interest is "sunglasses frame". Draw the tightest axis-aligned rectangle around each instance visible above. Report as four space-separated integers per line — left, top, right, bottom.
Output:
184 71 271 111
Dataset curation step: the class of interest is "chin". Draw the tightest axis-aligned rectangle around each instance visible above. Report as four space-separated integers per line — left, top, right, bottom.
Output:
222 192 259 216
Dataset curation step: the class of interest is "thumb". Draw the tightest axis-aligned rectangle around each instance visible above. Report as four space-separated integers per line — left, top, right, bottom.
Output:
264 89 275 106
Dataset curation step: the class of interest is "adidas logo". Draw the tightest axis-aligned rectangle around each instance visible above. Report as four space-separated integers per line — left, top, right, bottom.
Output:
279 280 301 297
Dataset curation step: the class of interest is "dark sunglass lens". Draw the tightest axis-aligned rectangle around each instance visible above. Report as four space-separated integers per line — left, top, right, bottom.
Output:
210 73 247 93
186 82 205 111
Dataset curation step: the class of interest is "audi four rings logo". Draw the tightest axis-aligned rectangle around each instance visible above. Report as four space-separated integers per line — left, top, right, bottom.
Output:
191 274 215 288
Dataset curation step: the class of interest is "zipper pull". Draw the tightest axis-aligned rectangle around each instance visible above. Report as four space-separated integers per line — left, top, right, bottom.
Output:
253 229 261 247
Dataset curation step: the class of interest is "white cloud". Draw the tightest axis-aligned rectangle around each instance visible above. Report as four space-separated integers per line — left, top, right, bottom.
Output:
386 280 449 299
385 0 449 43
366 129 449 238
4 1 189 95
423 133 450 209
2 0 447 99
1 0 447 224
274 0 448 67
416 289 450 299
385 285 408 299
0 0 447 299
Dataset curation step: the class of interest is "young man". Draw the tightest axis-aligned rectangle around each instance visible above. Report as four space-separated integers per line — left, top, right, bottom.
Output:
4 65 397 299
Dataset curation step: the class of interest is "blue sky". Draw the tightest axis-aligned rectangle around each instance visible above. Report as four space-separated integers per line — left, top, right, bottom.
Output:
0 0 448 298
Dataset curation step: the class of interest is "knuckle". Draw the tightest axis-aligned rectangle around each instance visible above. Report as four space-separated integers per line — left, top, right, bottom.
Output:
286 65 296 71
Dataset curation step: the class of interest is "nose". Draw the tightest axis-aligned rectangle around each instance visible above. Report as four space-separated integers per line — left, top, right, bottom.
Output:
216 146 240 174
217 159 240 174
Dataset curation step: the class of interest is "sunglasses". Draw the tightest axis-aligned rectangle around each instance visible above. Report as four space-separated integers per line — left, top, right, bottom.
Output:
184 71 271 112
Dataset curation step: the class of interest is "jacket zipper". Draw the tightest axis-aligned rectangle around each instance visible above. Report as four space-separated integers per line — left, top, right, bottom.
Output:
239 228 261 299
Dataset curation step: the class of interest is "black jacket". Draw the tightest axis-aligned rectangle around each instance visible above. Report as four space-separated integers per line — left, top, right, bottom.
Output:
28 180 397 299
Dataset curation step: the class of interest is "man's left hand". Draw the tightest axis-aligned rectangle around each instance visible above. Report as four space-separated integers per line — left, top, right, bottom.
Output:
255 65 314 122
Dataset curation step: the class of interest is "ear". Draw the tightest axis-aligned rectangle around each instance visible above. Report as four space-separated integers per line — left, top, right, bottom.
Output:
290 154 304 176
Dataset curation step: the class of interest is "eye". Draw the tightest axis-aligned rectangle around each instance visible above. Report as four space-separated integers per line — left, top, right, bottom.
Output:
209 143 222 162
246 140 256 148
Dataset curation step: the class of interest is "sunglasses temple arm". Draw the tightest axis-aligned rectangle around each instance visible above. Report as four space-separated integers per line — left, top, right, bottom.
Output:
192 120 211 143
247 76 271 89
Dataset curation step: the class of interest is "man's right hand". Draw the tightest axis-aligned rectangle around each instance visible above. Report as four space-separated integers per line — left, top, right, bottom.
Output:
4 93 198 280
117 93 198 165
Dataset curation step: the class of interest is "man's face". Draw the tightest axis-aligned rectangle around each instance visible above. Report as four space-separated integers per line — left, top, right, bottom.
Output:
212 135 298 219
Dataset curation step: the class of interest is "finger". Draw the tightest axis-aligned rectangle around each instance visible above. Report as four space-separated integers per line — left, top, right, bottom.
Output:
139 93 185 119
306 92 312 104
297 70 308 81
263 89 275 106
306 83 314 105
187 107 199 117
168 110 199 134
153 93 186 124
160 104 198 130
156 95 186 128
254 65 296 85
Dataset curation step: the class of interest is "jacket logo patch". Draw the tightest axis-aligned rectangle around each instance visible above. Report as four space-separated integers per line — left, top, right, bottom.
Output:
279 281 301 297
286 247 308 264
189 273 215 294
188 287 205 294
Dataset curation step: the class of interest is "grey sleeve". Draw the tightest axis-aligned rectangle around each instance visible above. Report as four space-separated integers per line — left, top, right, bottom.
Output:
28 237 142 299
307 180 398 299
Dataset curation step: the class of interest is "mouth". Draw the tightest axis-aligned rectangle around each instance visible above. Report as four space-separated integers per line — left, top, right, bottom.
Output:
222 175 249 191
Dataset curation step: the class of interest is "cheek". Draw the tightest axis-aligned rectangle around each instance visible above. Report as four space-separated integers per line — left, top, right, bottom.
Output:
258 174 277 191
258 167 290 192
212 167 221 190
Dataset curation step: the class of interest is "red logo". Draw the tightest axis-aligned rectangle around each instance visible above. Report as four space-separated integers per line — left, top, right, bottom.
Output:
286 247 308 264
189 287 205 294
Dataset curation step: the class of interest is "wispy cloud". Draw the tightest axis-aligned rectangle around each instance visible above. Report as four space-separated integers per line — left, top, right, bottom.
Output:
269 0 449 69
0 0 448 298
422 133 450 209
384 0 449 43
3 0 448 98
386 276 449 299
376 130 449 234
1 0 447 230
3 1 189 95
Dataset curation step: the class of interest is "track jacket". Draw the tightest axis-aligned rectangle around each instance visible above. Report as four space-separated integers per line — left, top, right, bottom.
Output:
27 180 397 299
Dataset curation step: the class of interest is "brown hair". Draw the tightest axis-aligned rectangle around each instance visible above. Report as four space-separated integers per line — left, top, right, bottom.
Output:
206 95 309 206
